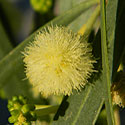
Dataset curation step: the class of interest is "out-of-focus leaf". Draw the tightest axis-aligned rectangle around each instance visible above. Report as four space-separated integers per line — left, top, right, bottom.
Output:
0 20 13 59
0 0 98 100
0 19 41 102
77 5 100 35
57 0 73 14
0 19 13 98
68 7 96 33
58 0 88 14
58 0 100 33
0 0 22 43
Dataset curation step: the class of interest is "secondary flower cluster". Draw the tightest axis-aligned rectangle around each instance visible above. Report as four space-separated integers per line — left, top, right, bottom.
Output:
111 71 125 107
8 95 36 125
30 0 52 13
23 26 96 97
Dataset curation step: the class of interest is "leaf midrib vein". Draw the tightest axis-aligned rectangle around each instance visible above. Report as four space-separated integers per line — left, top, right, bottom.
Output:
72 86 92 125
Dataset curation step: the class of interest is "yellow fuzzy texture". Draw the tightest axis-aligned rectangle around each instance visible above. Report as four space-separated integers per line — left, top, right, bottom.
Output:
23 26 95 97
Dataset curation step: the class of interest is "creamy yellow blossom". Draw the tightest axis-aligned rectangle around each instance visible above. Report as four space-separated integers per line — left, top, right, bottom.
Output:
23 26 95 97
111 71 125 107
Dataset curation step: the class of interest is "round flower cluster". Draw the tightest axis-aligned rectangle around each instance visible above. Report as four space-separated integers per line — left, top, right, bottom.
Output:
8 95 36 125
111 71 125 107
30 0 52 13
23 26 96 97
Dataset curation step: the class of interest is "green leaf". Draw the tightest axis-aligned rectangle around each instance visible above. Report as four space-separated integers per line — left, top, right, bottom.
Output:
0 22 38 100
0 18 34 101
0 21 40 101
100 0 115 124
0 0 22 40
106 0 125 77
0 0 98 99
52 4 103 125
53 77 104 125
50 0 99 27
68 6 99 33
0 19 13 98
106 0 118 76
58 0 100 33
58 0 93 14
57 0 73 14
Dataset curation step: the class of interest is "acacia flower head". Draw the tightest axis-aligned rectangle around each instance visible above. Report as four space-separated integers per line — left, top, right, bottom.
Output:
23 26 96 97
111 71 125 107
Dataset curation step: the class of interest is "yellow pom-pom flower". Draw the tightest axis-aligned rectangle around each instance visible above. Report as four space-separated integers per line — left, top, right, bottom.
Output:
111 71 125 107
23 26 95 97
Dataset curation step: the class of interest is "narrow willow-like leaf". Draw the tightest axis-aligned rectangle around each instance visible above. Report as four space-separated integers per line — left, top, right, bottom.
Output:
69 7 95 33
106 0 118 77
58 0 92 14
0 0 99 89
52 6 103 125
57 0 73 14
53 77 104 125
100 0 115 124
0 20 31 101
52 32 103 124
66 0 99 33
78 5 100 35
50 0 99 27
106 0 125 78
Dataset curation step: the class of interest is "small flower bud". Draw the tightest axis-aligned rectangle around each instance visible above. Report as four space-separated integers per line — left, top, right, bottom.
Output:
14 102 22 110
9 107 15 112
8 116 18 123
19 95 27 104
18 113 27 123
21 104 35 114
8 100 13 107
14 122 20 125
7 104 12 110
10 110 20 116
23 121 31 125
8 95 37 124
12 96 18 102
